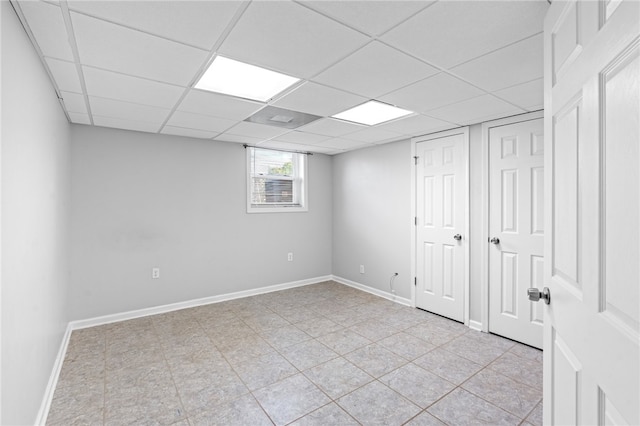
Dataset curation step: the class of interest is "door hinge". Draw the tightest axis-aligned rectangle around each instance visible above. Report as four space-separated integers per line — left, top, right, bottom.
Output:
414 216 417 226
414 277 417 286
414 156 419 165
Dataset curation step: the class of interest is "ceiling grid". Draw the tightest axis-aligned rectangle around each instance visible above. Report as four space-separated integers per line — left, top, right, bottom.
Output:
12 0 549 155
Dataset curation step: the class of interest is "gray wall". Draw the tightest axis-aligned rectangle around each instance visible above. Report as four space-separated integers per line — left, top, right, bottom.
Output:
69 125 332 320
331 126 488 325
332 140 413 300
1 1 72 424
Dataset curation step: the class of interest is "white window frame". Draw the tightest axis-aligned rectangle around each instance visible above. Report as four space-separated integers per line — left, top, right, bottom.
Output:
246 147 308 213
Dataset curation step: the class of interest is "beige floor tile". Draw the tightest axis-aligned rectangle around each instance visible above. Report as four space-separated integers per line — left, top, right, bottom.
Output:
525 400 543 426
404 410 447 425
188 393 272 426
344 343 408 377
462 368 542 418
337 380 421 425
315 328 371 355
259 324 312 350
253 373 330 425
47 282 544 426
379 363 455 408
427 388 520 426
294 317 344 338
279 339 339 371
406 322 463 346
413 347 483 385
303 357 373 399
442 333 510 365
289 402 358 425
489 352 544 391
232 351 297 391
378 332 436 360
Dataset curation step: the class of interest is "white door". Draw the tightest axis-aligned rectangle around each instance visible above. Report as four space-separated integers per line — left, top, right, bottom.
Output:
415 129 467 322
544 1 639 424
489 118 545 349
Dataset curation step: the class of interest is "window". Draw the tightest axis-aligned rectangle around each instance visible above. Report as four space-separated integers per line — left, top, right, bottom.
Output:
247 147 307 213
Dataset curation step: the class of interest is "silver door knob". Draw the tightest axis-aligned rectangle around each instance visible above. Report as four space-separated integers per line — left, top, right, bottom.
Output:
454 234 462 241
528 287 551 304
489 237 500 244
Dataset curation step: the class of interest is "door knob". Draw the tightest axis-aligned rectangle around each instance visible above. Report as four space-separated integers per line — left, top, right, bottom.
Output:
489 237 500 244
454 234 462 241
527 287 551 304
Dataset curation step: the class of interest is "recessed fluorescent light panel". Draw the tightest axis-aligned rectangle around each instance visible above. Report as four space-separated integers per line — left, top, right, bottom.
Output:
332 100 413 126
195 56 300 102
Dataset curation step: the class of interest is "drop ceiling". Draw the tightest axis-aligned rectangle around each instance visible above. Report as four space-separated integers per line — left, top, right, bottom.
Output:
12 0 548 155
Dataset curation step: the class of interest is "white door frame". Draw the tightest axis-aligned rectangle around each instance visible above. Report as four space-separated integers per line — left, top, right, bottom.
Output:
411 127 470 325
479 110 544 333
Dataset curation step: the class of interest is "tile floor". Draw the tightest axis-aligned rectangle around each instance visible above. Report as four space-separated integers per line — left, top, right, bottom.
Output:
47 281 543 426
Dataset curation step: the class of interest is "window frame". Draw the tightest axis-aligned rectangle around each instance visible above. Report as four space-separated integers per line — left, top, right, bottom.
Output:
246 147 308 213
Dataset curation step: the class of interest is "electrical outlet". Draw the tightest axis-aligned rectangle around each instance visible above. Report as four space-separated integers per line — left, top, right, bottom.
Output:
359 265 365 274
287 252 293 262
152 267 160 279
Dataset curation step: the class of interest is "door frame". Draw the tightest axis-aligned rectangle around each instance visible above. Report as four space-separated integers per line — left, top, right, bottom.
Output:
411 127 470 325
479 110 544 333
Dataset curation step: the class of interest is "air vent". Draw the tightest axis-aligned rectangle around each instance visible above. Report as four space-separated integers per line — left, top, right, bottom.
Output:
245 106 321 129
269 115 294 124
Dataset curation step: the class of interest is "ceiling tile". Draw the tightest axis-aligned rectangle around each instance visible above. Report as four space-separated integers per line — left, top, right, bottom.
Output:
376 114 456 136
271 131 330 145
178 90 263 121
256 140 330 154
161 126 218 139
225 121 290 140
273 82 367 117
68 112 91 125
451 34 543 92
380 72 484 114
314 41 438 98
219 1 369 78
213 133 264 145
382 1 548 68
296 118 365 137
93 115 161 133
165 111 236 133
89 96 172 124
60 91 87 114
82 66 184 109
303 1 433 36
67 1 242 50
427 94 525 125
319 138 373 150
45 58 82 92
494 78 544 111
70 12 209 86
19 1 73 61
346 127 405 144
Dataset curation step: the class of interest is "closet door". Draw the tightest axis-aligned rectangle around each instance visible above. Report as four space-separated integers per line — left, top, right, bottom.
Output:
415 129 468 322
488 118 544 349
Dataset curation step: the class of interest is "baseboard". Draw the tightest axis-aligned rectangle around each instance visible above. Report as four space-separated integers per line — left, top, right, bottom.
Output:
331 275 413 307
468 319 483 332
70 275 333 330
39 274 408 424
35 323 73 426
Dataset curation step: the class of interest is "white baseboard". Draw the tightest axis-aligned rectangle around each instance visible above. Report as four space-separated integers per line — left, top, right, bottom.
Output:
39 274 411 424
35 323 73 426
331 275 413 307
70 275 333 330
468 319 483 332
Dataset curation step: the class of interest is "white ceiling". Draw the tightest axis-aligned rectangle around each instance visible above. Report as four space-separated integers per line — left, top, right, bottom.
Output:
13 0 548 155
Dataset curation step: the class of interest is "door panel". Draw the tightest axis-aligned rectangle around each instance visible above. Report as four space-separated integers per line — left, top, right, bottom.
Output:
489 118 544 348
416 131 467 322
544 1 639 424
